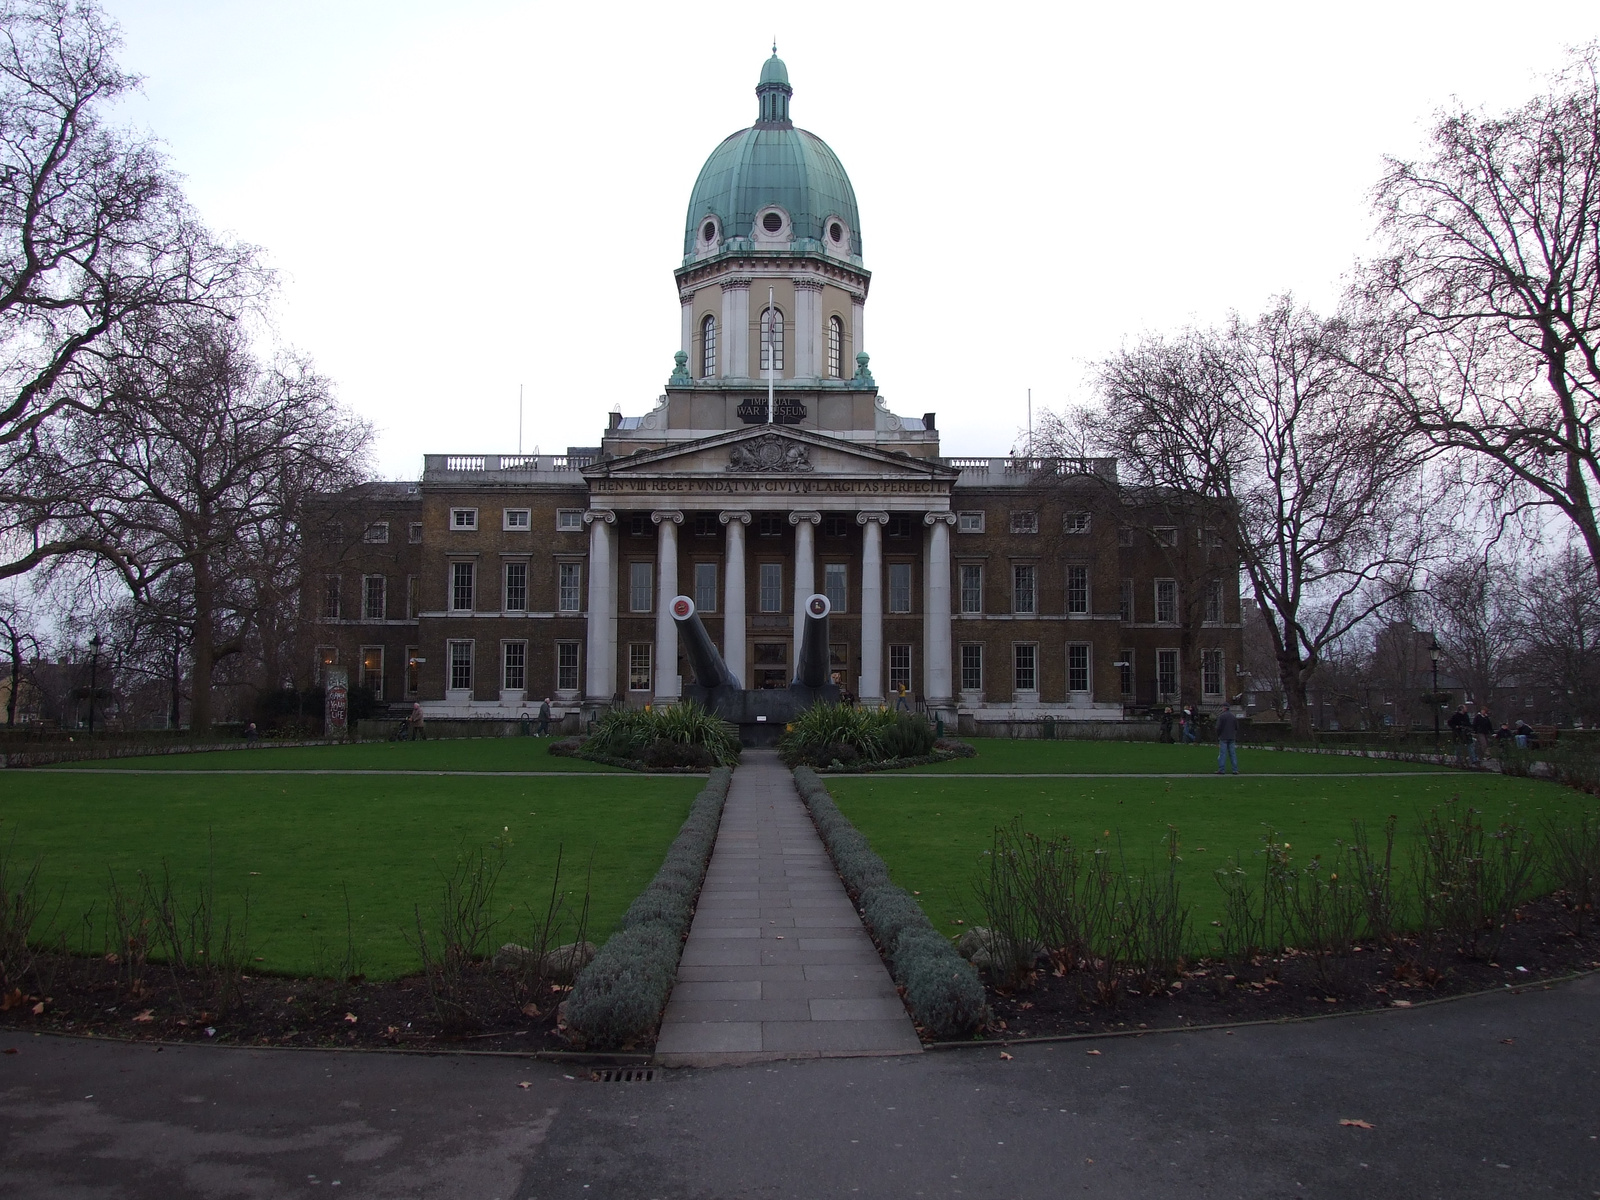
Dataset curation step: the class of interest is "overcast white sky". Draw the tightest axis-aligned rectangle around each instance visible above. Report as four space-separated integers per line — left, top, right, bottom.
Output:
101 0 1600 481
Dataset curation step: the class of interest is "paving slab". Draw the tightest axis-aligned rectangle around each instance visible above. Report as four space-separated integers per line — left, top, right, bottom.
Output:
654 748 921 1067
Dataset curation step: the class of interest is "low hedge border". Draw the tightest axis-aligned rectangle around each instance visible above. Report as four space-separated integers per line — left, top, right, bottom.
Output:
791 766 987 1039
808 740 978 774
548 738 712 774
563 767 733 1048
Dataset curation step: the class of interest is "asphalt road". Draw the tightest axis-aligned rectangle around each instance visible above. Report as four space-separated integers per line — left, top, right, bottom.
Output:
4 975 1599 1199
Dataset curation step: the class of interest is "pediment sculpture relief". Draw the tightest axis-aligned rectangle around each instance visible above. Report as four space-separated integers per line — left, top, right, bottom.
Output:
727 433 813 473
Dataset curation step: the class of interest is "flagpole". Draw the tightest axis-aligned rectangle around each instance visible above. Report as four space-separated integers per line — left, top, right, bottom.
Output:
518 384 524 455
767 285 776 424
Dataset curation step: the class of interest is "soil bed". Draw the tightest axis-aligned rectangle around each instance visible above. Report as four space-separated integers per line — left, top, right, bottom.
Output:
0 960 580 1055
956 895 1600 1044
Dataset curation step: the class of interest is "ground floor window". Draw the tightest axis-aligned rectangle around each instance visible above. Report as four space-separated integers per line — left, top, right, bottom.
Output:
558 562 581 612
759 563 783 612
888 644 912 695
556 641 580 693
961 643 983 692
694 562 717 612
1014 643 1037 693
754 641 787 690
1117 648 1134 697
628 643 652 691
405 646 420 697
448 640 473 691
1202 648 1223 697
824 563 848 611
1157 648 1178 700
503 640 526 691
1067 643 1090 693
360 645 384 695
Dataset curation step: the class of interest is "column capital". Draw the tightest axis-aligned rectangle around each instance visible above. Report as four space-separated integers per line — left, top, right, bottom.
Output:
650 509 684 525
856 510 889 526
583 509 616 525
924 511 958 527
793 277 825 292
718 510 752 525
788 510 822 526
721 277 752 292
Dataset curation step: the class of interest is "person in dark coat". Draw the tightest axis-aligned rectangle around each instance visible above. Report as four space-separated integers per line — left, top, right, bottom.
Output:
1447 705 1471 765
537 697 551 737
1471 706 1494 765
1216 707 1241 775
1160 706 1175 743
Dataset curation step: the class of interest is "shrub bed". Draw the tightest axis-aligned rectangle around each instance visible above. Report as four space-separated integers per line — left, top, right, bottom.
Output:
778 705 975 771
551 704 741 772
791 765 986 1038
563 766 732 1048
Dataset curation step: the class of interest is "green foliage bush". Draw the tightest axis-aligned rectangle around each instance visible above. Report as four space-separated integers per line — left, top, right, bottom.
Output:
575 702 741 768
792 766 985 1037
564 767 732 1048
779 705 944 768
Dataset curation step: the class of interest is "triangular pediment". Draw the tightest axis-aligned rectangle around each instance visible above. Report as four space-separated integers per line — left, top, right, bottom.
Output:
583 426 958 481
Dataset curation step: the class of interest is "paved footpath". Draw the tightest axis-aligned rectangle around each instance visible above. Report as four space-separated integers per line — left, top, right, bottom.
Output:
653 748 920 1067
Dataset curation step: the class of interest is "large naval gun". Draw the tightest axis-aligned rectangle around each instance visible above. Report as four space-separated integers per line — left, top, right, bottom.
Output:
670 592 841 744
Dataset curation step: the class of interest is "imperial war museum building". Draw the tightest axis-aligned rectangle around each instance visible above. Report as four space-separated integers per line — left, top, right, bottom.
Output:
304 53 1244 735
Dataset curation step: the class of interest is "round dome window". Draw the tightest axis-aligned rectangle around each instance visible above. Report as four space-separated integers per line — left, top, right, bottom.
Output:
762 212 783 233
829 222 843 243
702 221 716 242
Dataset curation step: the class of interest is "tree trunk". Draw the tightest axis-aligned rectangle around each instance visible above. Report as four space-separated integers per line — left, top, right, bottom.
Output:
190 564 214 734
6 631 18 726
169 634 181 730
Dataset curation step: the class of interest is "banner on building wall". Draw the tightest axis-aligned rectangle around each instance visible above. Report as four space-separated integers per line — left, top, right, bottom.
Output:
325 666 349 738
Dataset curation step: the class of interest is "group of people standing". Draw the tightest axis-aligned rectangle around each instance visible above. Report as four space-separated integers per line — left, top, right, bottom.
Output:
1446 704 1538 765
1159 703 1243 775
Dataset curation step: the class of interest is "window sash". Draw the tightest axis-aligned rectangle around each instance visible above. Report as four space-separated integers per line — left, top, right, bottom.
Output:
448 640 473 691
323 577 341 619
1066 565 1089 614
556 641 580 691
960 565 983 614
451 508 477 530
363 522 388 543
827 315 841 378
1155 579 1177 624
556 509 583 531
361 646 383 693
451 562 474 611
1119 578 1134 623
504 562 528 612
824 563 848 611
1202 649 1223 696
958 511 984 533
1204 579 1223 624
1014 643 1037 692
1157 649 1178 698
759 563 783 612
694 562 718 612
961 643 983 691
760 306 784 372
628 643 652 691
630 562 653 612
363 576 385 621
503 641 527 691
558 562 582 612
1117 649 1135 696
1013 565 1037 614
1068 643 1090 693
701 314 717 377
888 644 912 693
888 563 912 613
503 509 530 530
1010 511 1038 534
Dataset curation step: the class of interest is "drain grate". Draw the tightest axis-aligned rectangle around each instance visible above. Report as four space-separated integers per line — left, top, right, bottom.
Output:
591 1067 657 1083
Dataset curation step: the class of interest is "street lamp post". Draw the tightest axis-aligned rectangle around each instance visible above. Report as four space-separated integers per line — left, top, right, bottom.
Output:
1430 638 1441 749
87 632 102 734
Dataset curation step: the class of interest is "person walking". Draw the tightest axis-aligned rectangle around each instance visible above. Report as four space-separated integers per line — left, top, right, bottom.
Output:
406 702 426 742
537 697 551 737
1183 705 1200 743
1447 704 1471 765
1216 706 1240 775
895 683 910 712
1471 706 1494 765
1160 706 1175 743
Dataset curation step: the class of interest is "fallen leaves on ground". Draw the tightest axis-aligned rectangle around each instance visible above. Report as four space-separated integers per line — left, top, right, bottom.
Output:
1086 1049 1102 1056
1339 1119 1375 1129
132 1010 154 1023
343 1012 358 1023
518 1081 531 1089
999 1051 1013 1060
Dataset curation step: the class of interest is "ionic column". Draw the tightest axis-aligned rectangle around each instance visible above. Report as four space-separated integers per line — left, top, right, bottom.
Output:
652 510 684 704
583 510 617 702
679 290 694 361
924 512 957 709
850 293 865 371
790 510 821 654
858 511 888 704
722 278 750 379
720 510 751 686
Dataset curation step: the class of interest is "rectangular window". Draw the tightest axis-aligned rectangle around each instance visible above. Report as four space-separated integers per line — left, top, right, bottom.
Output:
451 508 477 531
1155 579 1178 624
758 515 784 538
1157 649 1179 700
630 562 653 612
361 645 383 694
1154 526 1177 547
888 562 913 613
1066 565 1089 614
961 643 983 692
824 563 848 611
1013 564 1037 614
556 641 580 692
692 514 719 538
1117 649 1135 697
408 522 423 544
503 508 531 531
1202 648 1223 697
1014 643 1037 693
1063 512 1090 534
504 562 528 611
1117 525 1134 547
557 509 584 532
628 643 652 691
960 564 983 614
1010 511 1038 534
406 575 418 620
323 576 341 620
405 646 420 697
1068 643 1090 693
822 514 853 538
628 514 649 537
694 562 718 612
957 510 984 534
363 575 386 621
558 562 582 612
1205 579 1224 624
887 513 915 539
449 640 473 691
759 563 783 612
1119 578 1134 623
363 521 389 544
451 562 475 611
888 644 912 694
503 641 526 691
754 641 786 689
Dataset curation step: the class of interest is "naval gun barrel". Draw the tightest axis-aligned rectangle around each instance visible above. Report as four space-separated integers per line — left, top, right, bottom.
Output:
669 596 736 690
794 594 833 690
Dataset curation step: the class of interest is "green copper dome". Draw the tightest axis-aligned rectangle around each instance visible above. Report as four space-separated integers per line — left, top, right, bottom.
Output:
682 54 862 263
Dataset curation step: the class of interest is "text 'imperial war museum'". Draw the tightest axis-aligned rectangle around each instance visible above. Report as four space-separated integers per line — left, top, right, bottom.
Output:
305 54 1244 731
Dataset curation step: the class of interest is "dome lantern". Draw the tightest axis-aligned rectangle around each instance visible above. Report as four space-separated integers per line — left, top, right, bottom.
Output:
756 45 792 126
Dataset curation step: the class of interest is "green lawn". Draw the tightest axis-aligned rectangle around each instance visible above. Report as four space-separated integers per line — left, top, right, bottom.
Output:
42 737 627 773
4 765 698 978
827 759 1587 951
906 737 1440 774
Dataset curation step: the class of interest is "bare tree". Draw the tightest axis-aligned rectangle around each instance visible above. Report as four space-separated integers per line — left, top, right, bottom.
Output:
1518 544 1600 725
1063 298 1424 736
0 592 39 724
1356 46 1600 588
0 0 262 581
51 318 370 731
1422 552 1523 714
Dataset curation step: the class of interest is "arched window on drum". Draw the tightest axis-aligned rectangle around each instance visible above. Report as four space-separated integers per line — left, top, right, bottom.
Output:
760 306 784 374
700 314 717 378
827 314 843 378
